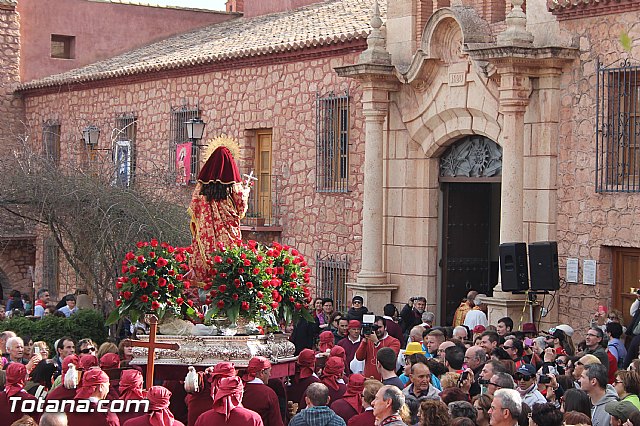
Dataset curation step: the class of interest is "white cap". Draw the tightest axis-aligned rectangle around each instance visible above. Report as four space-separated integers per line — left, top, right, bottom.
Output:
556 324 574 337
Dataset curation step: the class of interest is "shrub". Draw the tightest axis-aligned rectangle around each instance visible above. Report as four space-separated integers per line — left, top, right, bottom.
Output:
0 309 108 356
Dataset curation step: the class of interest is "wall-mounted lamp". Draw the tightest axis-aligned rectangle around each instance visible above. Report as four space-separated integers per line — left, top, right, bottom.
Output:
82 125 100 146
184 117 206 146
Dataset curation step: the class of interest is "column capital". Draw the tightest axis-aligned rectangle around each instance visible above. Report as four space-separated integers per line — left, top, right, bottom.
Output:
362 108 389 120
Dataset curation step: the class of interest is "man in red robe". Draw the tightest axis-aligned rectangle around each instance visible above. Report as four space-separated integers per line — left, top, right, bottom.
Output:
330 373 365 423
46 354 80 401
118 369 147 425
194 376 263 426
0 363 41 424
122 385 184 426
66 368 119 426
337 320 362 374
347 379 383 426
186 362 236 426
241 356 284 426
287 349 319 408
300 356 347 410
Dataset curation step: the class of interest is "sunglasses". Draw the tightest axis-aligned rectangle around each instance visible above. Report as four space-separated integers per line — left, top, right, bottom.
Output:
515 374 533 381
80 347 96 354
502 345 513 349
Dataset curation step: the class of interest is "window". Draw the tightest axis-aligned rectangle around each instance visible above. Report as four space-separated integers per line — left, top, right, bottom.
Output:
169 105 200 183
51 35 75 59
596 59 640 192
315 253 350 312
114 114 136 187
316 92 350 192
42 120 61 165
43 237 59 295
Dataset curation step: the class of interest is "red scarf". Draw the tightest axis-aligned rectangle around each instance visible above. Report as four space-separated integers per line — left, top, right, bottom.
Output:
319 331 335 352
147 386 175 426
4 363 26 397
242 357 271 382
296 349 316 381
75 369 109 399
321 356 344 391
208 362 236 398
342 373 365 413
213 376 244 420
119 369 146 400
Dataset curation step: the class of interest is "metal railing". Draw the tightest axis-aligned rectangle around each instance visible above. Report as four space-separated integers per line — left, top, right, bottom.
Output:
316 91 350 193
315 253 350 313
243 174 281 227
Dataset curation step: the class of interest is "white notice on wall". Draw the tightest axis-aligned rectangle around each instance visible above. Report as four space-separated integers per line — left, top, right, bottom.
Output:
583 259 597 285
566 258 579 283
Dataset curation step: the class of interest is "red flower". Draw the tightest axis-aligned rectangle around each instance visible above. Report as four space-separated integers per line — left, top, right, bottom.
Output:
129 266 137 273
262 280 271 288
131 277 139 284
271 290 280 299
136 241 145 248
123 291 132 300
187 300 194 307
266 250 274 257
219 285 227 292
167 283 175 291
121 266 128 274
156 257 168 268
180 263 189 271
241 301 250 311
226 258 234 264
289 296 295 302
232 294 239 301
291 283 297 289
137 255 145 264
295 302 302 310
205 298 212 305
220 273 227 279
140 295 149 303
291 249 299 256
238 268 245 274
184 281 191 289
176 274 184 281
234 279 241 286
257 291 264 299
140 281 148 289
158 278 167 287
240 253 247 259
252 268 260 274
125 252 135 260
283 258 290 265
174 254 185 263
203 283 212 291
167 246 175 253
115 299 122 307
246 282 254 289
248 240 257 249
257 255 264 262
216 241 226 250
270 302 279 309
149 251 156 258
116 282 123 289
277 267 285 275
271 278 280 287
213 256 223 263
290 272 298 279
176 297 184 305
210 290 218 297
151 291 159 298
151 301 160 310
147 268 156 277
217 300 225 309
150 239 158 247
244 259 251 266
167 269 175 276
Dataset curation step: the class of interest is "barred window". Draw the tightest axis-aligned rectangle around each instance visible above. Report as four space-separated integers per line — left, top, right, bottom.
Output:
169 105 200 183
596 59 640 192
114 114 136 187
43 120 61 165
315 253 350 312
316 92 349 192
43 237 59 295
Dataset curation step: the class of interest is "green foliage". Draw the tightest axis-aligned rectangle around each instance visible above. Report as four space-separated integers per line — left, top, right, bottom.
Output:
621 31 633 53
0 310 108 355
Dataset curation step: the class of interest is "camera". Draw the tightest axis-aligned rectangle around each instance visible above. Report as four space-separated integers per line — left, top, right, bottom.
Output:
362 314 379 336
457 370 469 387
478 378 490 385
539 375 552 384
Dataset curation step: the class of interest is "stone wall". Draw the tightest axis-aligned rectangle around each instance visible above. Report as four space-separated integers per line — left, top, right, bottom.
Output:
0 2 24 148
0 239 36 302
555 13 640 332
21 49 366 301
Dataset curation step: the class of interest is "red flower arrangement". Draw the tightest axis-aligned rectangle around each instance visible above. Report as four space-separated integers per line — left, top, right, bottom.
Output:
204 240 313 328
107 239 195 325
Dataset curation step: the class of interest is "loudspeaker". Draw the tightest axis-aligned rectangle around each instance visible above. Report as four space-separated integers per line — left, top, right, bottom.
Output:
529 241 560 291
499 243 529 292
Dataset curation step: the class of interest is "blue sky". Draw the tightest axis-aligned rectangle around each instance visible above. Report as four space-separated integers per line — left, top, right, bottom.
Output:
145 0 227 10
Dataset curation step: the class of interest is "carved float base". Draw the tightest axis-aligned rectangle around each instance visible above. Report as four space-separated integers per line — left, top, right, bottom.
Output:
130 333 296 367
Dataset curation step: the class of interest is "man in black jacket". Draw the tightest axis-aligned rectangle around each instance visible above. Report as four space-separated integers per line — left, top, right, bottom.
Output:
400 297 426 335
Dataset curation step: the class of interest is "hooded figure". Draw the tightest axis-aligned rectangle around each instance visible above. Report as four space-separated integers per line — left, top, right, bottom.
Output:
0 363 41 424
188 142 251 285
287 349 319 407
186 362 236 426
124 386 185 426
194 376 263 426
242 357 284 426
330 373 365 423
67 369 119 426
117 369 147 425
46 355 80 400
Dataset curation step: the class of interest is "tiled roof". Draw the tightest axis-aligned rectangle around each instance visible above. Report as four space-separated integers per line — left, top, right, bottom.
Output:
0 0 17 7
87 0 228 13
19 0 383 91
548 0 631 10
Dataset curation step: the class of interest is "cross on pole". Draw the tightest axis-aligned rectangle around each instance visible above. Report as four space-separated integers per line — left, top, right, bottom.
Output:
126 314 180 388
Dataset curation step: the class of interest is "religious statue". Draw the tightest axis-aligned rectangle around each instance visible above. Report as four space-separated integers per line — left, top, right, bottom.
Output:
188 137 251 286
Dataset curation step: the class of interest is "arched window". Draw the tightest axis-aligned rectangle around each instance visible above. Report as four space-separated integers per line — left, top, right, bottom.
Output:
439 135 502 178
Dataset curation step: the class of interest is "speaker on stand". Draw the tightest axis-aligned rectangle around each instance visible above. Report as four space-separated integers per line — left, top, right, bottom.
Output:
499 242 529 293
529 241 560 292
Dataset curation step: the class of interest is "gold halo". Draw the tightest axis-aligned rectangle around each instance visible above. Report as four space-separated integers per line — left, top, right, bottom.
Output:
201 135 240 164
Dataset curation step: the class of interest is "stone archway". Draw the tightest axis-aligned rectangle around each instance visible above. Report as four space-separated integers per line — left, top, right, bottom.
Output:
439 135 502 324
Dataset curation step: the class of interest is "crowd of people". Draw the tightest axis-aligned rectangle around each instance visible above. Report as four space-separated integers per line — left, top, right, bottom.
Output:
2 288 93 320
2 289 640 426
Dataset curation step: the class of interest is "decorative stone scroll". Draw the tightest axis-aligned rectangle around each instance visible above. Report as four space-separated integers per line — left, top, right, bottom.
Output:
130 333 296 367
439 136 502 177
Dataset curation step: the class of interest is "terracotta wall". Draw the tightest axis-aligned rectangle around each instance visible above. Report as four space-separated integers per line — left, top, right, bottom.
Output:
555 13 640 330
21 50 366 298
0 3 24 146
17 0 238 82
0 239 36 302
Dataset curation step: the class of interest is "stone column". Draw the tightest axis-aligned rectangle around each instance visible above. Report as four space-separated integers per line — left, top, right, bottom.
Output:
334 0 399 313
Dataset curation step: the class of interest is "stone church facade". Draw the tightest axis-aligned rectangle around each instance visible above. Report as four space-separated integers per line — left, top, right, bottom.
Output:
5 0 640 336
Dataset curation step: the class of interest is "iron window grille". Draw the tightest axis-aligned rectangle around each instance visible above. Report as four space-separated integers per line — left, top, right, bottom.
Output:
316 91 350 192
43 120 61 166
114 114 137 187
315 253 350 313
169 105 200 183
596 58 640 192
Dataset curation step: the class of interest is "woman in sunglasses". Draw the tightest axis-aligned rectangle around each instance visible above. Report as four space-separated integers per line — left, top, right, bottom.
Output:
514 364 546 407
77 338 97 356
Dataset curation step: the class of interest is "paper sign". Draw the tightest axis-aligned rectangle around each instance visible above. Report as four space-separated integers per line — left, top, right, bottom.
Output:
566 258 578 283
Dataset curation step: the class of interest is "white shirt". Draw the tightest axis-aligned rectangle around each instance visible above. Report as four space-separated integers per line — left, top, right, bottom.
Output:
58 306 78 317
34 305 45 318
464 309 488 329
247 378 264 384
